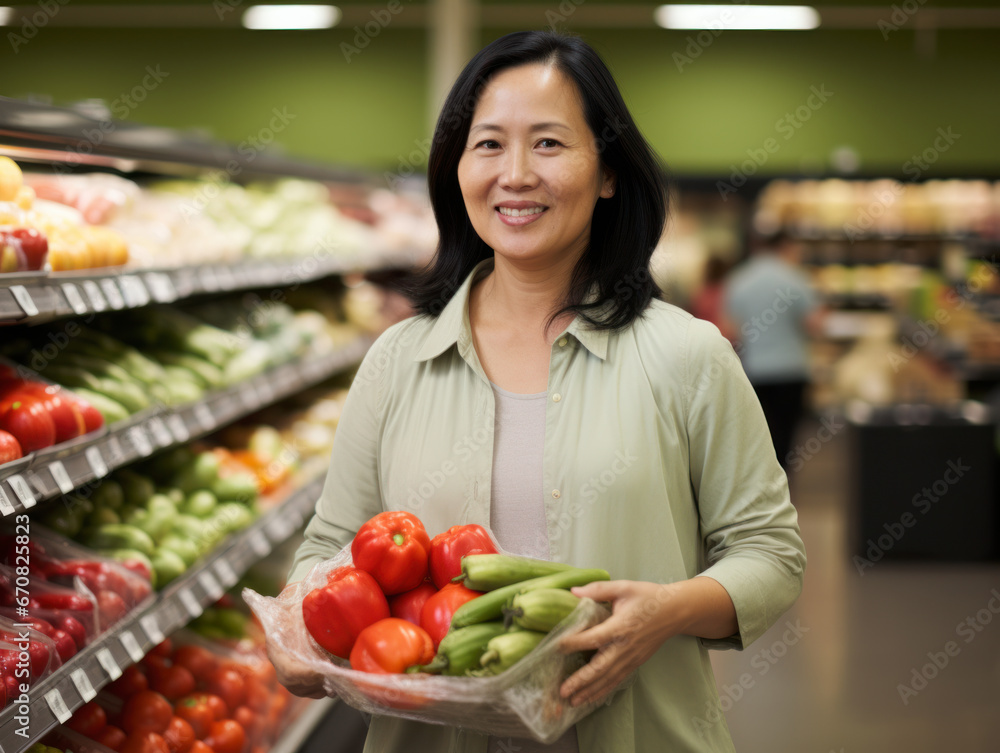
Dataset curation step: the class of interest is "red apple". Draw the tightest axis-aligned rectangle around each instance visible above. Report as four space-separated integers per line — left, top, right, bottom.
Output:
0 395 56 452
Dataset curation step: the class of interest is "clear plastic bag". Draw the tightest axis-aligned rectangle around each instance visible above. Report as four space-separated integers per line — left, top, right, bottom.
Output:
244 537 634 743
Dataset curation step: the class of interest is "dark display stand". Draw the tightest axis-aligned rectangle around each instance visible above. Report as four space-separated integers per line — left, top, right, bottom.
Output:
849 411 998 562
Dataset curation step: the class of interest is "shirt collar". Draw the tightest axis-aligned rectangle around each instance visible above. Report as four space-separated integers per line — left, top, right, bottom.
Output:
414 258 609 363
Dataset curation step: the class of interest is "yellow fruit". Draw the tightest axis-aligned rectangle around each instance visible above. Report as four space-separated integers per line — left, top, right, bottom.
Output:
0 156 23 202
15 185 34 210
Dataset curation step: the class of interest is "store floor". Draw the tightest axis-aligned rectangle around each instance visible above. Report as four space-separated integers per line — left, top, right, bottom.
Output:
299 418 1000 753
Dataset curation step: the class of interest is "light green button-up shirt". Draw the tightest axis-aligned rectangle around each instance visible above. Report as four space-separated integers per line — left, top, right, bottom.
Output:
288 259 806 753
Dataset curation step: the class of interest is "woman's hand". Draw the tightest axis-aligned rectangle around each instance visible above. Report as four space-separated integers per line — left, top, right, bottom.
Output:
265 638 328 699
557 577 738 708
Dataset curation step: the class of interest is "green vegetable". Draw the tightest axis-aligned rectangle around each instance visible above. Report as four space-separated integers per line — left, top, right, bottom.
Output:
478 630 547 674
115 469 156 506
407 621 507 676
505 588 581 632
151 549 187 587
181 489 218 518
67 388 130 424
86 523 156 557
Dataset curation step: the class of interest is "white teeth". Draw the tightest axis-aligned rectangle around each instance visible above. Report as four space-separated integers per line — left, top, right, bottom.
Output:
497 206 545 217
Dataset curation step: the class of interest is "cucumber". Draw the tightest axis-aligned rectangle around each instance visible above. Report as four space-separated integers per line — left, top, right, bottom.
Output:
455 554 575 590
407 621 507 676
148 351 225 388
450 567 610 629
505 588 581 632
478 630 547 675
86 523 156 557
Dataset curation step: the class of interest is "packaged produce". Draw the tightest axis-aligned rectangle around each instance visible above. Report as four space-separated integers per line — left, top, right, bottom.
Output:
245 520 626 743
428 524 498 589
0 563 99 648
0 614 63 703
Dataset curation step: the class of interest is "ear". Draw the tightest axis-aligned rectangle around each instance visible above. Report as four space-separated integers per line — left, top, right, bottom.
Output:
600 167 616 199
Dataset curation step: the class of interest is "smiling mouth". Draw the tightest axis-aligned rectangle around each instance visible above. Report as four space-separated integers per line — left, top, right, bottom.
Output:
497 206 547 217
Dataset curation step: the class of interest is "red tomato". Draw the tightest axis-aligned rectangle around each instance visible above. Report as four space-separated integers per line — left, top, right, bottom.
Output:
242 679 270 714
0 395 56 452
150 664 197 701
349 618 434 674
231 707 257 746
419 583 482 649
67 700 107 737
174 696 214 739
428 524 498 589
189 743 214 753
0 429 21 463
205 668 245 713
95 725 128 752
121 731 170 753
98 590 130 626
69 393 105 433
50 613 87 650
172 645 218 681
388 581 437 626
163 716 196 753
16 383 85 443
108 664 149 698
121 690 174 735
201 694 228 722
203 720 246 753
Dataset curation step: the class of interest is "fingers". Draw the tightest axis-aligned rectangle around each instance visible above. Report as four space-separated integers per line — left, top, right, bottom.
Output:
558 617 621 653
570 579 628 601
559 643 627 707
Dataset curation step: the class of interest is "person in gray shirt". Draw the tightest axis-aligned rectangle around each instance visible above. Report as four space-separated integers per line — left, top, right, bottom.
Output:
724 231 825 470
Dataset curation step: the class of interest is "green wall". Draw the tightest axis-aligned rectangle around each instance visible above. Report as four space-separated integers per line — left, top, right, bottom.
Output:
2 3 999 179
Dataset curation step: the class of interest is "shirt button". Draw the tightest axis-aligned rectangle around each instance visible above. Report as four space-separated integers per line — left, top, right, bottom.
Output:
552 393 561 402
558 338 568 347
552 489 561 499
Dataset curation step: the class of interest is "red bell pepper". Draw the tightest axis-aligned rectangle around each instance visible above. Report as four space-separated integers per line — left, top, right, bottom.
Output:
428 524 498 589
349 618 434 674
388 581 437 626
351 511 431 595
419 583 482 649
301 566 390 659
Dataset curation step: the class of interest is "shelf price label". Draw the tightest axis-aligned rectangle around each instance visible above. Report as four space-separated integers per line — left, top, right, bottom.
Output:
45 688 73 724
140 614 165 645
198 571 224 601
120 630 146 663
129 425 154 457
82 280 107 311
71 668 97 702
248 530 270 557
49 461 75 495
100 278 125 309
61 282 89 315
256 377 275 405
96 647 123 680
179 589 203 619
193 403 214 433
147 417 173 448
214 558 238 588
121 276 150 308
7 475 35 509
85 446 109 479
145 272 177 303
166 414 189 443
239 384 258 410
0 487 14 517
201 266 220 292
9 285 40 318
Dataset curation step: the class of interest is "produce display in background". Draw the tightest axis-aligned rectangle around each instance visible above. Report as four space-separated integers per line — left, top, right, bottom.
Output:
0 614 64 707
0 363 105 458
17 166 436 271
47 630 305 753
1 156 129 272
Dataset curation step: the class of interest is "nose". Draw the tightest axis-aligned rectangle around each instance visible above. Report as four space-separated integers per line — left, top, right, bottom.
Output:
498 144 538 191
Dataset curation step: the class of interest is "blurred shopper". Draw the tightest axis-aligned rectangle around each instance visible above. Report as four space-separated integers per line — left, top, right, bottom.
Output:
690 255 737 344
725 232 824 469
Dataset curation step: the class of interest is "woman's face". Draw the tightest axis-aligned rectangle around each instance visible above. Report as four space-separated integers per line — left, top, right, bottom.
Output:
457 63 614 269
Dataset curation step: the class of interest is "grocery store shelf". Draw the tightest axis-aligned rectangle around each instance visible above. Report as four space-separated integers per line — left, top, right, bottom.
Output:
0 249 421 325
0 471 325 753
0 97 376 185
268 697 339 753
0 335 372 517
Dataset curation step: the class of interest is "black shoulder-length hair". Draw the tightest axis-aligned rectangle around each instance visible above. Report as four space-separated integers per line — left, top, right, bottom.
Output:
405 30 668 332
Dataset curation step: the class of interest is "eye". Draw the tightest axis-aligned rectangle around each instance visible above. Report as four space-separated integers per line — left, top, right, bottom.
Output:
537 139 562 149
475 139 501 150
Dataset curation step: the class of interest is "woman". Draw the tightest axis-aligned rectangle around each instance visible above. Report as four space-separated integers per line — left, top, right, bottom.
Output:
272 30 805 752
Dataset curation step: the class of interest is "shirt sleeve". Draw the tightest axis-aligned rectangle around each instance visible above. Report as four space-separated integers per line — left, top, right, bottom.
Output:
683 317 807 650
285 329 392 584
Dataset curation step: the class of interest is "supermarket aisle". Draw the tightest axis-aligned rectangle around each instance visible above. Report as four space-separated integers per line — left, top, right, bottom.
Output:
712 418 1000 753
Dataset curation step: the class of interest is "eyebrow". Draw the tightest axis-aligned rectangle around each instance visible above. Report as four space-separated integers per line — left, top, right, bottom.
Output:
469 122 572 134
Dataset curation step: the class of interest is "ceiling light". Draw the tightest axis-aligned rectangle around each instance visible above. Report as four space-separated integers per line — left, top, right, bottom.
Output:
0 7 15 26
242 5 340 30
655 4 820 30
